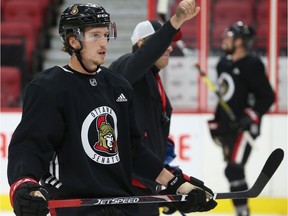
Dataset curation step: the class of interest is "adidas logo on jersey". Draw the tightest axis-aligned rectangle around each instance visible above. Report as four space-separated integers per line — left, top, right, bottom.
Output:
116 93 127 102
233 67 240 75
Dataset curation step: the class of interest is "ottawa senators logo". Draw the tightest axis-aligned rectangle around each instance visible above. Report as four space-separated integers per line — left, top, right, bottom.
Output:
70 6 79 15
218 72 235 102
94 115 118 154
81 106 120 165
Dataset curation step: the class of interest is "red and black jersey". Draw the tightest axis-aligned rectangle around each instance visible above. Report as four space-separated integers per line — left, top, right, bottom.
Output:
7 65 164 215
214 54 275 134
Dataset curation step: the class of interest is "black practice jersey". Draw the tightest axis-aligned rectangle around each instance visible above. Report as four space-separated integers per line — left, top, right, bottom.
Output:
109 21 178 190
215 55 275 134
7 66 164 215
109 21 177 165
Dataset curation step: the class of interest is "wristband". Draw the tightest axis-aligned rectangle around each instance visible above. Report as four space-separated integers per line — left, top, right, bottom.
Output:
244 108 259 123
10 177 38 207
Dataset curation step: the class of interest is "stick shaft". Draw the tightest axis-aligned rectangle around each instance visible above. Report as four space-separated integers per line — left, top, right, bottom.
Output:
48 194 188 209
48 149 283 208
195 64 236 121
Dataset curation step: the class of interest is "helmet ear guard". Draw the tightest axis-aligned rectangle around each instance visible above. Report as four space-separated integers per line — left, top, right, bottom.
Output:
72 28 82 41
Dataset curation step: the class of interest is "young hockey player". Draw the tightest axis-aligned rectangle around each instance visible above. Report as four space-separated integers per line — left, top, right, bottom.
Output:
208 21 275 216
7 2 217 216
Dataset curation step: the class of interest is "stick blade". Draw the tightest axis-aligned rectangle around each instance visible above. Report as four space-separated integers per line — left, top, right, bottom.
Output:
248 148 284 197
215 148 284 199
262 148 284 178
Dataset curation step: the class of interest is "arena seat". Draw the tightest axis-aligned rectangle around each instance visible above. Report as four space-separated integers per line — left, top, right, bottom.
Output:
179 19 198 48
212 2 254 25
0 66 21 107
255 1 287 51
256 1 287 26
279 25 287 49
170 1 199 50
210 24 226 50
255 4 268 27
1 36 26 73
279 1 287 50
255 25 267 50
1 21 39 72
3 0 44 37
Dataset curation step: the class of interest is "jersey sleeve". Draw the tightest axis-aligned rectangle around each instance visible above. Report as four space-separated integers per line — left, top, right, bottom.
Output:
7 84 65 184
243 58 275 116
127 96 164 181
109 21 178 85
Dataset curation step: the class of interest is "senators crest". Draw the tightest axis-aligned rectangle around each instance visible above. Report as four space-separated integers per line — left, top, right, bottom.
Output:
81 106 120 165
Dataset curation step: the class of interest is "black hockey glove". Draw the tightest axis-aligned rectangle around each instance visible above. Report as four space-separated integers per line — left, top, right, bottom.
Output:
165 174 217 213
239 108 260 131
174 167 217 211
158 165 179 214
239 115 253 131
165 165 214 197
10 178 49 216
159 201 178 215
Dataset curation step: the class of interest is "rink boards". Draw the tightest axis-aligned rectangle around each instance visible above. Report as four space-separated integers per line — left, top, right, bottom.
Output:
0 112 287 214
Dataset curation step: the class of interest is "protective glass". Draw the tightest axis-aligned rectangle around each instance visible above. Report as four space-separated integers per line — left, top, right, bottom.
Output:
75 22 117 42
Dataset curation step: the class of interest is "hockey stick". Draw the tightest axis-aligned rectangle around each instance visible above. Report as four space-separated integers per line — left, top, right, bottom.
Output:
214 147 283 199
48 148 283 208
194 63 256 146
48 194 188 209
195 63 236 121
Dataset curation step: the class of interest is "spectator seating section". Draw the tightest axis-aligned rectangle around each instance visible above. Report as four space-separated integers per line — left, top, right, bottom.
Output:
178 19 198 48
212 2 254 25
170 0 198 52
1 21 39 72
3 1 44 36
278 1 287 50
210 24 225 51
1 36 27 75
210 0 287 52
255 24 267 50
1 0 63 107
255 1 287 51
1 66 21 108
1 0 63 76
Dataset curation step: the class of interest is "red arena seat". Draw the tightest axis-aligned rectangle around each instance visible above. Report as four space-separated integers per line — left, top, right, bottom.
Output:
1 66 21 107
211 24 226 49
3 0 44 36
1 21 37 71
255 25 268 49
212 2 254 25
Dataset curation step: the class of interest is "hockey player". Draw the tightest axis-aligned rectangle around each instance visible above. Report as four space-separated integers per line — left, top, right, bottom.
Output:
109 0 200 215
7 2 217 216
208 21 275 216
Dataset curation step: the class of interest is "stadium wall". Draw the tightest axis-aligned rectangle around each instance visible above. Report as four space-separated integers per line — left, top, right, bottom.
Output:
0 111 287 214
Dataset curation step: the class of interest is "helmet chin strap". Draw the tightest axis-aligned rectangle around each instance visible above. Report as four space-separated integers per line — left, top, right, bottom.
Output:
73 41 100 73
